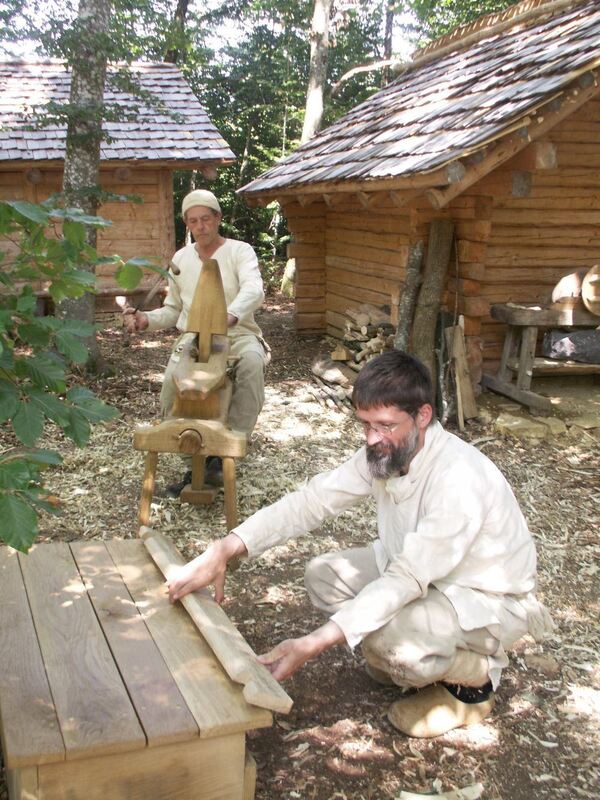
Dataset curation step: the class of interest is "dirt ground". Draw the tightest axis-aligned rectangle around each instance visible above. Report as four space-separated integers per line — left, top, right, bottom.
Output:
1 296 598 800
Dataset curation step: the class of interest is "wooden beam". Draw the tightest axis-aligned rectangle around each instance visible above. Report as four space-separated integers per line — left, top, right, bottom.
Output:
426 69 600 209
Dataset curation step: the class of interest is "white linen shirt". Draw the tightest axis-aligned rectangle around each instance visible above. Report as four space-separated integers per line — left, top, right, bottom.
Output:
145 239 264 339
234 422 541 651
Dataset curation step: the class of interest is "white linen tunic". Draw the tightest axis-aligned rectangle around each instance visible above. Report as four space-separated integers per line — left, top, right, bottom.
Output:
234 422 550 661
145 239 264 339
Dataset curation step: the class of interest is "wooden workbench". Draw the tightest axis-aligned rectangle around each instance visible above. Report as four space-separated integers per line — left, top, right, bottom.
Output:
0 541 273 800
482 302 600 412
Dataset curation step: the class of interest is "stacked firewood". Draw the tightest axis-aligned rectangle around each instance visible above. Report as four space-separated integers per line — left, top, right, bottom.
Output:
310 303 396 412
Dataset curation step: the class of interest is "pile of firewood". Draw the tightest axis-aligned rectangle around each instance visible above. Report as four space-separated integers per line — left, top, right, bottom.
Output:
311 303 396 412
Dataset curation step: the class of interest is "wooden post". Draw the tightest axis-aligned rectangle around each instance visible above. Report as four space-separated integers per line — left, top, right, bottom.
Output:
394 240 424 351
411 220 455 386
139 452 158 528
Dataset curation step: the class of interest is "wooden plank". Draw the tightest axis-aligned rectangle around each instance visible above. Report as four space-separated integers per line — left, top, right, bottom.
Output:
106 539 273 738
296 312 325 331
0 548 65 769
6 766 38 800
70 542 199 748
325 212 410 235
244 751 257 800
139 530 292 715
38 733 246 800
326 239 408 268
325 227 410 251
445 325 478 420
327 281 391 308
481 373 552 412
18 543 146 761
490 303 599 327
508 357 600 375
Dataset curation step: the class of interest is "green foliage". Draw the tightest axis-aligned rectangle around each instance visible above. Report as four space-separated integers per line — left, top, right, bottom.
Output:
0 200 151 551
408 0 519 41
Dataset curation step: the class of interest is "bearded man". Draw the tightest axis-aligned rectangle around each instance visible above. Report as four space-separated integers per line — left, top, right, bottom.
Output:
168 350 552 738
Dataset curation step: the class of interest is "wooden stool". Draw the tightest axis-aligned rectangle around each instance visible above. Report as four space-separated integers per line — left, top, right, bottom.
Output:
134 417 247 532
0 539 291 800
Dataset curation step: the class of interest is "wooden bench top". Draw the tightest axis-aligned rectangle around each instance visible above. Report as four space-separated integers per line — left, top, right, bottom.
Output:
490 302 599 328
0 541 271 771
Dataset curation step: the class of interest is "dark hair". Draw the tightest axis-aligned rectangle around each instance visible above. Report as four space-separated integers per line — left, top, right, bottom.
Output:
352 350 434 416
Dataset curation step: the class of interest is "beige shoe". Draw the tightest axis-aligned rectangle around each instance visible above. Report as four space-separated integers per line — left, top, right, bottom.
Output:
388 684 495 738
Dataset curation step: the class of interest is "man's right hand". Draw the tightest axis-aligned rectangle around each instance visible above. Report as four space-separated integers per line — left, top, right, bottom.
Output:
167 532 247 604
122 306 149 333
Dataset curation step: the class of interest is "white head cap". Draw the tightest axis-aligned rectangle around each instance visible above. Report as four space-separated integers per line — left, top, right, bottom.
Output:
181 189 221 218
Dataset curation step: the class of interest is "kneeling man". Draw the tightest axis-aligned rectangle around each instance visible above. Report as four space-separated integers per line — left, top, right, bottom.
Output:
168 350 553 737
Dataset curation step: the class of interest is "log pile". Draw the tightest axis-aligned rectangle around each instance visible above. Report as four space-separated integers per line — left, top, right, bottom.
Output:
310 303 396 412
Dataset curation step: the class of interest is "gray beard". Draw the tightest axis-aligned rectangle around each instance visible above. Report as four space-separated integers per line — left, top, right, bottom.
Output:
366 424 420 479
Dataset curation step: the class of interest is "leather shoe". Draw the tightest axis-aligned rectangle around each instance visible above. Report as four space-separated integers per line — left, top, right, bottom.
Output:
166 470 192 498
388 683 495 738
204 456 223 487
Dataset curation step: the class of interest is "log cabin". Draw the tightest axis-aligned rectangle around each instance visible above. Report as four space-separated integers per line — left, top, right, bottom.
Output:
0 59 234 311
239 0 600 389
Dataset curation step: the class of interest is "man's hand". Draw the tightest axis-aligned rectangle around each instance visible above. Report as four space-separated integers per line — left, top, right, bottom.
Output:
122 306 149 333
257 620 345 681
227 312 238 328
167 533 247 604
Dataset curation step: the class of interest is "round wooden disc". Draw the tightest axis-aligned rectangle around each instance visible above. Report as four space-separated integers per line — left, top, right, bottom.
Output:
582 264 600 316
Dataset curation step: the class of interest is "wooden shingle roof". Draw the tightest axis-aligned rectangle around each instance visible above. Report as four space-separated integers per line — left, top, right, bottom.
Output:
0 60 235 166
240 0 600 201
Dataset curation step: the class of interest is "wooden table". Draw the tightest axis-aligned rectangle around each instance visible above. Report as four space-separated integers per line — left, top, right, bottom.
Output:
482 302 600 412
0 540 273 800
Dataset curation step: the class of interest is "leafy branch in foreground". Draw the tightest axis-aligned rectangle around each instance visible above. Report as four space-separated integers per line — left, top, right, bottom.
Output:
0 199 155 552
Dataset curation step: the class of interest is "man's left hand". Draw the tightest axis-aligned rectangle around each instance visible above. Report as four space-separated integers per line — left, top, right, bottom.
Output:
257 620 345 681
227 313 238 327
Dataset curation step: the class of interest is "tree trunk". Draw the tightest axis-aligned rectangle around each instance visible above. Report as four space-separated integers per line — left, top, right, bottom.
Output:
164 0 190 64
59 0 111 372
410 219 455 385
301 0 332 144
382 0 394 86
394 240 424 351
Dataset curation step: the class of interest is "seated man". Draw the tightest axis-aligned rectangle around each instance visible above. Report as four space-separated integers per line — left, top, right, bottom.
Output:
167 350 553 738
123 189 269 491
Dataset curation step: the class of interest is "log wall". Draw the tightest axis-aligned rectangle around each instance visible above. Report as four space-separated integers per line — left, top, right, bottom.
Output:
474 97 600 371
0 166 176 295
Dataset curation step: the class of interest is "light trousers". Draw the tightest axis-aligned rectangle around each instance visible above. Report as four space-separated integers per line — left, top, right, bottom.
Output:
305 547 530 689
160 332 269 436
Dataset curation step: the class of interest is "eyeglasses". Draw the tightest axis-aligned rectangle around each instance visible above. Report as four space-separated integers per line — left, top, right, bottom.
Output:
358 420 404 437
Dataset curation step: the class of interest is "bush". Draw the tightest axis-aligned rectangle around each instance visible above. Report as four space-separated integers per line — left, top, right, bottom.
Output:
0 199 152 551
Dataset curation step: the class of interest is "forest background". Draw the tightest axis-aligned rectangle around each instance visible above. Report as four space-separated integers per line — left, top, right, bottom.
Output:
3 0 519 270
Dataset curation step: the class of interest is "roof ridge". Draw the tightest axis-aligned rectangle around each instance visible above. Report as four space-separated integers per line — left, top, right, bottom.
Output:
413 0 587 62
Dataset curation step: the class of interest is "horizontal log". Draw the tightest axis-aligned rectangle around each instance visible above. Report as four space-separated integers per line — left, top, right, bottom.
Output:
455 220 492 242
296 297 326 313
326 309 349 332
327 240 408 268
453 296 490 318
325 213 411 235
327 265 397 294
327 280 392 308
494 196 600 210
449 262 486 281
296 312 325 331
97 203 159 221
287 242 324 258
295 284 324 298
326 255 405 282
492 209 600 226
505 140 557 171
457 240 487 262
480 267 590 284
326 227 410 251
282 201 327 218
447 277 481 297
534 169 600 187
290 230 326 244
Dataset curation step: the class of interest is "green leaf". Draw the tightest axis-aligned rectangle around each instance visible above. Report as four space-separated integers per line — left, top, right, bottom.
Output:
115 261 143 291
0 448 62 467
19 352 66 392
0 461 34 489
16 292 37 315
55 331 89 364
57 319 95 338
0 344 15 370
12 401 45 446
6 200 49 225
0 379 19 422
67 386 119 423
63 406 91 447
21 490 61 515
27 388 71 426
18 322 51 349
62 220 86 249
0 493 38 552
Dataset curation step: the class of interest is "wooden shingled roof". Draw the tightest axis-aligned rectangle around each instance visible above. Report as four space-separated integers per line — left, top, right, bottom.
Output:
239 0 600 207
0 59 235 168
